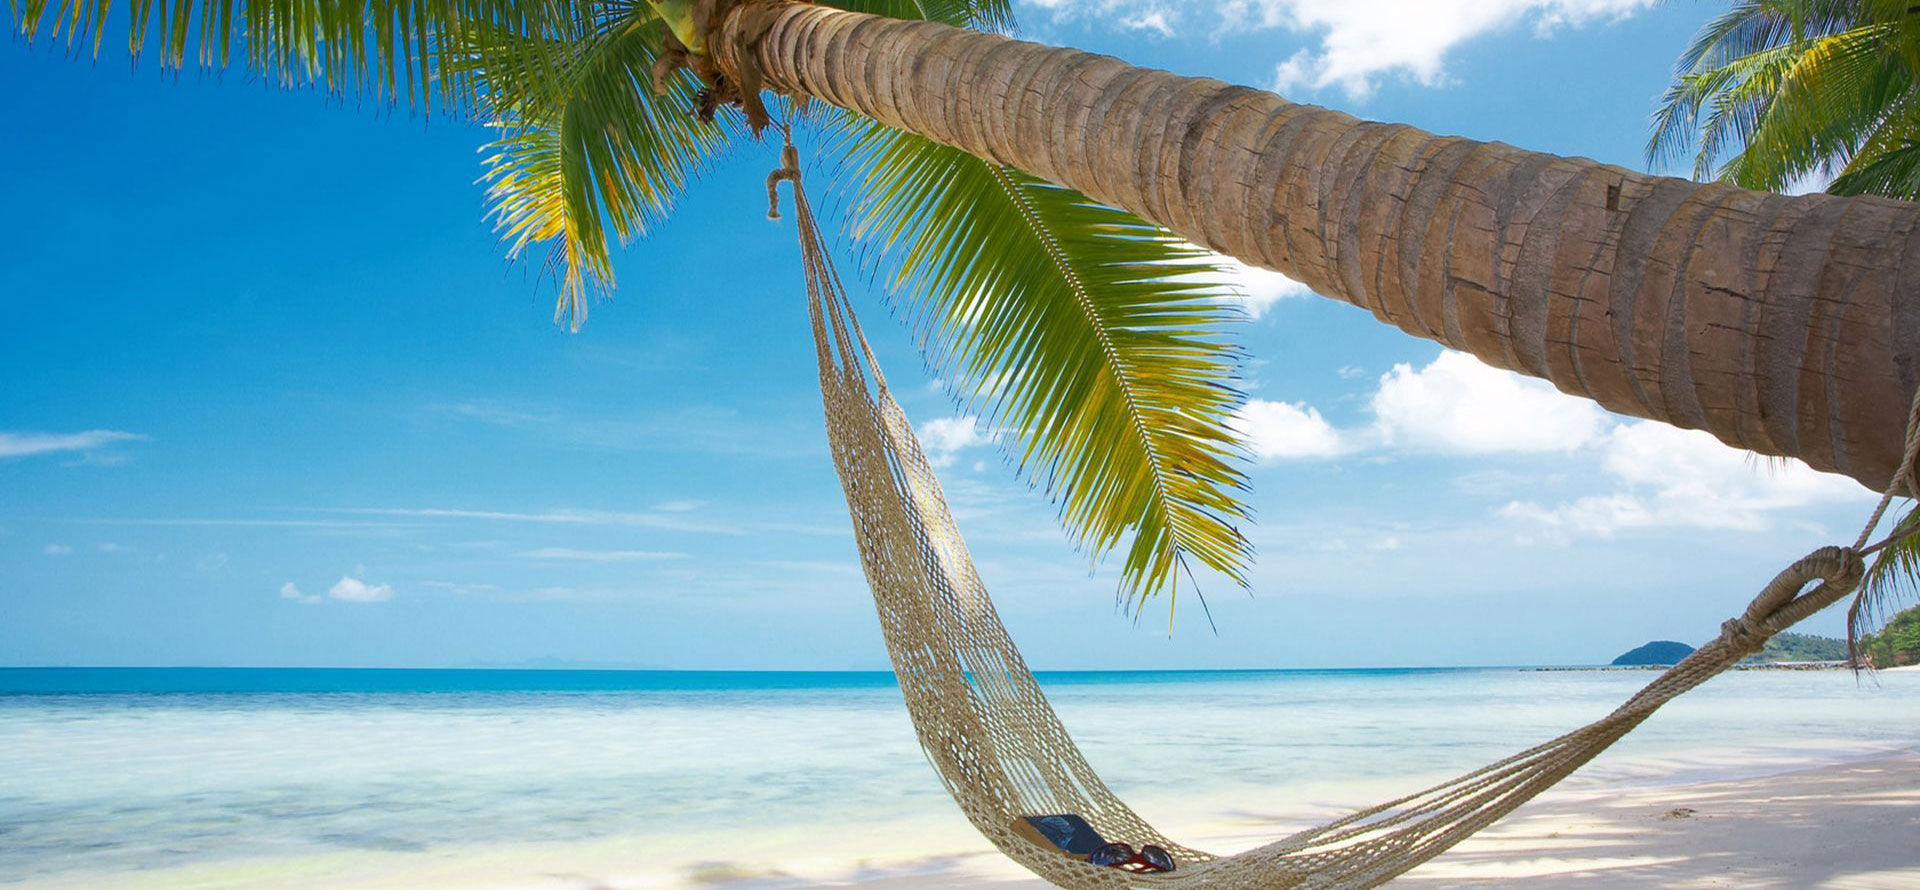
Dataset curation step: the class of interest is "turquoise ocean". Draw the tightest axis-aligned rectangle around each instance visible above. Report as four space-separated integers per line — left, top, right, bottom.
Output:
4 666 1918 889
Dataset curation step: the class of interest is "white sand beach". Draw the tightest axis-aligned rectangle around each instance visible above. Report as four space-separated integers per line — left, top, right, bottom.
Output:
827 754 1920 890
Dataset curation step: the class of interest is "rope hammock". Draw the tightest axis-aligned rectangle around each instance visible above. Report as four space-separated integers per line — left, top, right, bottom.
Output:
769 141 1920 890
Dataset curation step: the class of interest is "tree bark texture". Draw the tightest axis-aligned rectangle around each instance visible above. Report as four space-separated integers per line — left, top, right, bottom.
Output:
712 2 1920 494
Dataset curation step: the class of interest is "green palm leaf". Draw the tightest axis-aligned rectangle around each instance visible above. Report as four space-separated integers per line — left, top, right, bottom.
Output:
464 15 728 328
10 0 592 112
1853 502 1919 662
838 120 1253 616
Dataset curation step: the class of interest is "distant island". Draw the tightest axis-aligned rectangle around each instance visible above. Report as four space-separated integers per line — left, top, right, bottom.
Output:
1744 632 1849 664
1610 632 1853 667
1611 640 1695 666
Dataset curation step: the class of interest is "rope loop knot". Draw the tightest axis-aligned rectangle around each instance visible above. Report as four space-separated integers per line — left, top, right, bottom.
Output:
766 142 802 219
1719 545 1864 656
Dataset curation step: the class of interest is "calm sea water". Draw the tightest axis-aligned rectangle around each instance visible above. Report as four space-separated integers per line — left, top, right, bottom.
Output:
3 667 1917 889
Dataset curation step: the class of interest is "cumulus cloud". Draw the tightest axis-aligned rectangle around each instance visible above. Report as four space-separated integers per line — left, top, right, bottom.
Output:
1502 423 1871 536
1372 351 1610 454
328 576 394 603
1025 0 1654 99
1249 0 1655 98
918 416 993 467
1235 399 1347 460
0 430 146 460
515 548 691 562
1237 350 1870 537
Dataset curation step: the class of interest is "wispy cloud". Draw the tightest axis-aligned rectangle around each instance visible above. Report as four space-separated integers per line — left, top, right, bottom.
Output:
65 517 420 529
429 399 822 458
425 400 557 426
422 580 662 603
43 544 73 557
515 547 691 562
330 507 743 535
0 430 146 460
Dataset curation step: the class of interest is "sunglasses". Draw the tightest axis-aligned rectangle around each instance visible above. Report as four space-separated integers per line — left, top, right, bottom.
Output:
1087 841 1176 873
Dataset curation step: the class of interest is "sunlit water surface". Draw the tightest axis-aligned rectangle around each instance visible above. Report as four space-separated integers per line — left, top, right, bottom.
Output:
3 667 1916 888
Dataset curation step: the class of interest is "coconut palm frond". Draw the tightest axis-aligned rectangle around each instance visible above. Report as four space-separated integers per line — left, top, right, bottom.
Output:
467 17 727 328
1831 135 1920 195
1852 502 1920 664
837 119 1252 617
1651 0 1920 200
1719 23 1902 191
9 0 596 114
471 0 1003 328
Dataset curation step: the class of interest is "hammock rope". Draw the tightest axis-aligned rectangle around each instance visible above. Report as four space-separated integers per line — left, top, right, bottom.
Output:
769 139 1920 890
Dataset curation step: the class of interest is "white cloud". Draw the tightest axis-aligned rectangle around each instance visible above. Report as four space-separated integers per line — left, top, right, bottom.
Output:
1121 9 1173 36
279 582 322 604
328 506 740 535
515 548 691 562
1207 254 1314 318
328 576 394 603
1502 423 1871 536
43 544 72 557
1372 351 1610 454
1028 0 1654 99
1235 399 1347 460
918 416 993 467
0 430 146 460
1239 349 1866 534
1245 0 1655 98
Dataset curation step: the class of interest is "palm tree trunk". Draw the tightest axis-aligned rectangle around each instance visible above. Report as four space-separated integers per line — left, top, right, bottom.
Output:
711 1 1920 494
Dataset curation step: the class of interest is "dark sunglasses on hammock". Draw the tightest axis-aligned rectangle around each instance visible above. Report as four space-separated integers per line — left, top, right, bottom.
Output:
1088 841 1176 873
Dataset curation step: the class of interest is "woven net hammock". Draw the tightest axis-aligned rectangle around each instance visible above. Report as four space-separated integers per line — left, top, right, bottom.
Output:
772 145 1917 890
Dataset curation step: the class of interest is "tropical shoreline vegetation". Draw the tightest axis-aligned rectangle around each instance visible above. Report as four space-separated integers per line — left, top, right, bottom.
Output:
1860 604 1920 667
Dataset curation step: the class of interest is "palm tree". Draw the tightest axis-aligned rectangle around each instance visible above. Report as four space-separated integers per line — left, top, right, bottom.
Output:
12 0 1920 613
1650 0 1920 199
1648 0 1920 640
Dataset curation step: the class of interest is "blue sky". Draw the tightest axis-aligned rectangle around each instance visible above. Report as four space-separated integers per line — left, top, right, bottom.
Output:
0 0 1885 669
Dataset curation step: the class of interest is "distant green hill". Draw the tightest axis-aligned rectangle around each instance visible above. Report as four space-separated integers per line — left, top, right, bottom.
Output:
1742 632 1849 664
1611 640 1694 666
1862 604 1920 668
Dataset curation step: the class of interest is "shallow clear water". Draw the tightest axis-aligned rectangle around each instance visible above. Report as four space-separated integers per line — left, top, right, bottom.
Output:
2 667 1916 888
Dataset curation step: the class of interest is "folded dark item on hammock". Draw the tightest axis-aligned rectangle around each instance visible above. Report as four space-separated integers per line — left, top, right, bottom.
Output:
1017 814 1108 856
